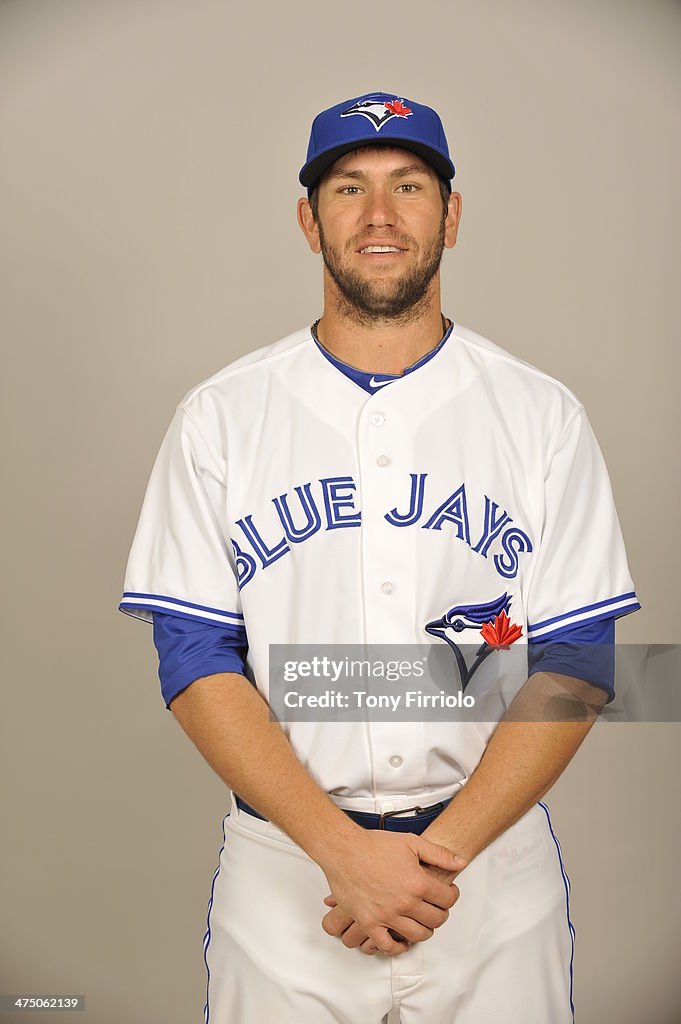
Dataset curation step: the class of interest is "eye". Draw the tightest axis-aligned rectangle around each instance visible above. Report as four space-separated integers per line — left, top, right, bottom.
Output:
339 185 362 195
452 618 466 632
397 183 419 193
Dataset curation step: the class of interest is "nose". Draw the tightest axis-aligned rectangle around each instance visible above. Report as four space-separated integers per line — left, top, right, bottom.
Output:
363 186 398 228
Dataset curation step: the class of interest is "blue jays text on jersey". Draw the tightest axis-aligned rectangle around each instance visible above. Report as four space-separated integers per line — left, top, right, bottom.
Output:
233 475 532 589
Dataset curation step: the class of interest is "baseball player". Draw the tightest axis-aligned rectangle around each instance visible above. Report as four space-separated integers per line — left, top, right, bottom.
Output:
119 92 640 1023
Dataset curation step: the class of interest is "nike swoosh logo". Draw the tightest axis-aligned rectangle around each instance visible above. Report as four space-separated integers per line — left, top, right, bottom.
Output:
368 376 396 389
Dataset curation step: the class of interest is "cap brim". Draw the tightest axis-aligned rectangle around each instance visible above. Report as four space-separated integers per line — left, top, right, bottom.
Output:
300 138 455 190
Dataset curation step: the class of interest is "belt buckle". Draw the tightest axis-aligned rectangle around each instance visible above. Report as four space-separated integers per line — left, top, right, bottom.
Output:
378 801 445 829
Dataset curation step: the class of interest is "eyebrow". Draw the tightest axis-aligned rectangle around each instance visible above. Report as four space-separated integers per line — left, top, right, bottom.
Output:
325 163 432 183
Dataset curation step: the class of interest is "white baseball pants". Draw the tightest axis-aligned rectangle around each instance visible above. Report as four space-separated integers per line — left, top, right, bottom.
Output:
202 796 574 1023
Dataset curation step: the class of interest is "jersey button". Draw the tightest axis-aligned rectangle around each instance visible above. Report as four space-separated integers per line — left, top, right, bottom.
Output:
389 755 403 768
381 581 394 595
370 412 386 427
376 454 391 467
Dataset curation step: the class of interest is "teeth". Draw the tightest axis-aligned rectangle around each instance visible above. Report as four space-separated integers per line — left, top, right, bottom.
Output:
360 246 402 253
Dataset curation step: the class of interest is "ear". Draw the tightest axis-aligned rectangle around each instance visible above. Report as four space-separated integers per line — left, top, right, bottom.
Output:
297 197 322 254
444 191 462 249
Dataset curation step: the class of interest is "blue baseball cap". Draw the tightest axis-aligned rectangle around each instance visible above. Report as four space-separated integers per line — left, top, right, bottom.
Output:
299 92 455 195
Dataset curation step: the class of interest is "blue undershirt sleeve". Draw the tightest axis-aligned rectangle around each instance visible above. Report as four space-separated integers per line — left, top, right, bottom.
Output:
527 617 616 702
152 611 249 709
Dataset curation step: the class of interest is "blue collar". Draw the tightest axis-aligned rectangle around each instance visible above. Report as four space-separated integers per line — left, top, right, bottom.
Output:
313 320 454 395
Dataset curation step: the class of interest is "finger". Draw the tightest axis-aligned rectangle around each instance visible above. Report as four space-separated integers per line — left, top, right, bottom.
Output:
360 938 379 956
401 900 449 930
368 927 410 957
340 922 371 949
415 838 467 873
322 908 355 937
390 916 435 944
326 905 352 924
421 879 461 910
323 895 338 907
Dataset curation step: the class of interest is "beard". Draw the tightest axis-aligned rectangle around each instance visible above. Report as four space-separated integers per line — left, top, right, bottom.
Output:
317 216 447 323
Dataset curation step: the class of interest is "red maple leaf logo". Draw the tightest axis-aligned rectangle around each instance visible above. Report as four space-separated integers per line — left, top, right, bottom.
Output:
385 99 412 118
480 611 523 649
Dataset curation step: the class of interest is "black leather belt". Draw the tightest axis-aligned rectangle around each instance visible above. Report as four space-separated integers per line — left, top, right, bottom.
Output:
234 795 452 835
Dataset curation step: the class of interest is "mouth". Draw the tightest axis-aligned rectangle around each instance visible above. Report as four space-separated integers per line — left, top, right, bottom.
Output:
357 245 408 256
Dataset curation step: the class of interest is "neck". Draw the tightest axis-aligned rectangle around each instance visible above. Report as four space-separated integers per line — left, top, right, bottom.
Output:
315 279 447 375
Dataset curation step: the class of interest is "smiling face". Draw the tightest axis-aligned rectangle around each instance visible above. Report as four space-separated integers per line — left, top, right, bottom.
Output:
299 146 461 321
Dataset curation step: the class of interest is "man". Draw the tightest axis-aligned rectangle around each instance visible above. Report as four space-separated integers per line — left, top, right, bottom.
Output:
119 92 640 1023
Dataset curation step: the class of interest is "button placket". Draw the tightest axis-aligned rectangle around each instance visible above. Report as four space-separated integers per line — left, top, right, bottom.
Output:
357 400 413 646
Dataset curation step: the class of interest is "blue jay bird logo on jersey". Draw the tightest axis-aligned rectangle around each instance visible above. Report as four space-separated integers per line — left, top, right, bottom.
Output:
340 96 413 131
425 593 523 691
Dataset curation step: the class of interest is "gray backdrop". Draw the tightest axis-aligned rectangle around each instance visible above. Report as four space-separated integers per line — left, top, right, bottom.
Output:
1 0 679 1021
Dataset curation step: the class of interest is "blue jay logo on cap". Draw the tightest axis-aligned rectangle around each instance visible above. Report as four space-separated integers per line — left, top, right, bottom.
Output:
340 96 413 132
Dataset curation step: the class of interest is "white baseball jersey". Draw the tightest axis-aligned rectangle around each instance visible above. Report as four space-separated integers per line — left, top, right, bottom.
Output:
120 321 639 809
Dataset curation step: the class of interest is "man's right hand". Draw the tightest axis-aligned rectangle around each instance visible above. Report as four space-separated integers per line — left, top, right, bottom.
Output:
317 829 466 955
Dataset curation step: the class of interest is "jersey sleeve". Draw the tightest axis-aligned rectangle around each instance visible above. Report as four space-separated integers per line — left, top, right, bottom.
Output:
525 406 641 643
118 404 246 635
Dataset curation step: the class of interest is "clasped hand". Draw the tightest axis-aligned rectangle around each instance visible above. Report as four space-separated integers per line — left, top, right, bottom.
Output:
319 830 466 957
